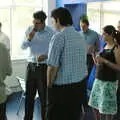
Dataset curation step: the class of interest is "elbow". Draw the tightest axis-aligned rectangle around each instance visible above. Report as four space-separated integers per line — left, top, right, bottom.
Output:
21 45 27 49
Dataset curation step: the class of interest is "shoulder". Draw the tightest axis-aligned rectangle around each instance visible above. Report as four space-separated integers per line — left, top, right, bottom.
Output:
89 29 98 36
45 26 54 34
114 46 120 54
0 32 9 39
52 32 64 41
64 26 81 37
50 32 64 47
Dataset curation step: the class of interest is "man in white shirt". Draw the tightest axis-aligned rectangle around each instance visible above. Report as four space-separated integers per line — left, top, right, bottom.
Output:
0 43 12 120
0 22 10 51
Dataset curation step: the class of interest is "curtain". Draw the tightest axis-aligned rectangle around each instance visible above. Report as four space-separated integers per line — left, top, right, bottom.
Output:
65 3 87 31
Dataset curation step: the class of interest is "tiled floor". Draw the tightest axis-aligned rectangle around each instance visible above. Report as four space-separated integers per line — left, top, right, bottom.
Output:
6 92 95 120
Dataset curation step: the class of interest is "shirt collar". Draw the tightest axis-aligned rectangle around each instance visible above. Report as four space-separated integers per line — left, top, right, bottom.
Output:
82 28 90 34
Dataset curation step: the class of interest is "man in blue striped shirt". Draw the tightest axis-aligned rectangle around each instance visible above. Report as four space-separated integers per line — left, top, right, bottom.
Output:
21 11 54 120
47 7 87 120
80 16 100 76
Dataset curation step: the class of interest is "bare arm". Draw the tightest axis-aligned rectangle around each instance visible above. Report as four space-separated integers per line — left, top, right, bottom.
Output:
96 47 120 71
104 47 120 71
47 66 58 87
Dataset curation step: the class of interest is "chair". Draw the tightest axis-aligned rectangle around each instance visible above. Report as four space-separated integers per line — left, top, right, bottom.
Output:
16 76 39 115
16 76 26 115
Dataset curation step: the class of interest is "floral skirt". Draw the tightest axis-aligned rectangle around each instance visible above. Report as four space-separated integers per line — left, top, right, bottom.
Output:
88 78 117 115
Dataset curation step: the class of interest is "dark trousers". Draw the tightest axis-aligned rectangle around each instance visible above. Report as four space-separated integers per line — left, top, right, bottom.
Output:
117 87 120 119
48 79 87 120
24 63 47 120
0 102 7 120
86 54 94 100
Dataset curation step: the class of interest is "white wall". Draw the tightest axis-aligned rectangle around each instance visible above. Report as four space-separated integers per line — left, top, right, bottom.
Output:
47 0 56 26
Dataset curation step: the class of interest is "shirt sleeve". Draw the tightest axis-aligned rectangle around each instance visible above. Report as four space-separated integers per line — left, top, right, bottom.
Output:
47 33 64 67
21 26 32 49
95 33 100 52
4 35 10 51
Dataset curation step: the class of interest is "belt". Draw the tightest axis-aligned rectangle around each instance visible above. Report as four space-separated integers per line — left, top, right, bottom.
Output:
29 62 46 66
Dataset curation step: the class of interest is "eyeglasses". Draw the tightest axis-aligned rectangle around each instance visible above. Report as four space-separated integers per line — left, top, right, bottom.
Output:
33 20 43 25
35 22 42 25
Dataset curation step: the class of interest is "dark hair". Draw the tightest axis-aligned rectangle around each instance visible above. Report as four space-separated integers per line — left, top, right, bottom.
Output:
51 7 73 26
33 11 47 23
115 30 120 45
103 25 120 45
80 15 89 26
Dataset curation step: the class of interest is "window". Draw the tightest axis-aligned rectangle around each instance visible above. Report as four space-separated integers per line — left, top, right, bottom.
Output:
87 2 101 33
0 0 48 60
87 0 120 34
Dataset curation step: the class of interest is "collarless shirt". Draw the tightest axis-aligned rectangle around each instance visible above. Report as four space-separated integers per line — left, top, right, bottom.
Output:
0 32 10 51
80 29 100 54
48 26 87 85
21 26 54 63
0 43 12 104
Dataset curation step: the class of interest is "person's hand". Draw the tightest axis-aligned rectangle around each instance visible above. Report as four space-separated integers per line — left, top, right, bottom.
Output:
37 55 47 62
95 56 105 64
28 28 36 41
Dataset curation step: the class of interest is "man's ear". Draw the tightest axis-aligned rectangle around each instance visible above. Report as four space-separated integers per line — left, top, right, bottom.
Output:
56 18 60 24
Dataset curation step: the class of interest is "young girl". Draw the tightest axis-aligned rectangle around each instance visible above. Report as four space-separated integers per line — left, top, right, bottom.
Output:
88 25 120 120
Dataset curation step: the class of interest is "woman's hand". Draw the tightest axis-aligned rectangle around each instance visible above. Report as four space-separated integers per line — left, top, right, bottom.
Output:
95 56 106 64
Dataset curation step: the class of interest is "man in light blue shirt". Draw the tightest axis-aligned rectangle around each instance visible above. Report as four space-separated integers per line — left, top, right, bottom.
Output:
80 16 100 75
21 11 54 120
47 7 87 120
